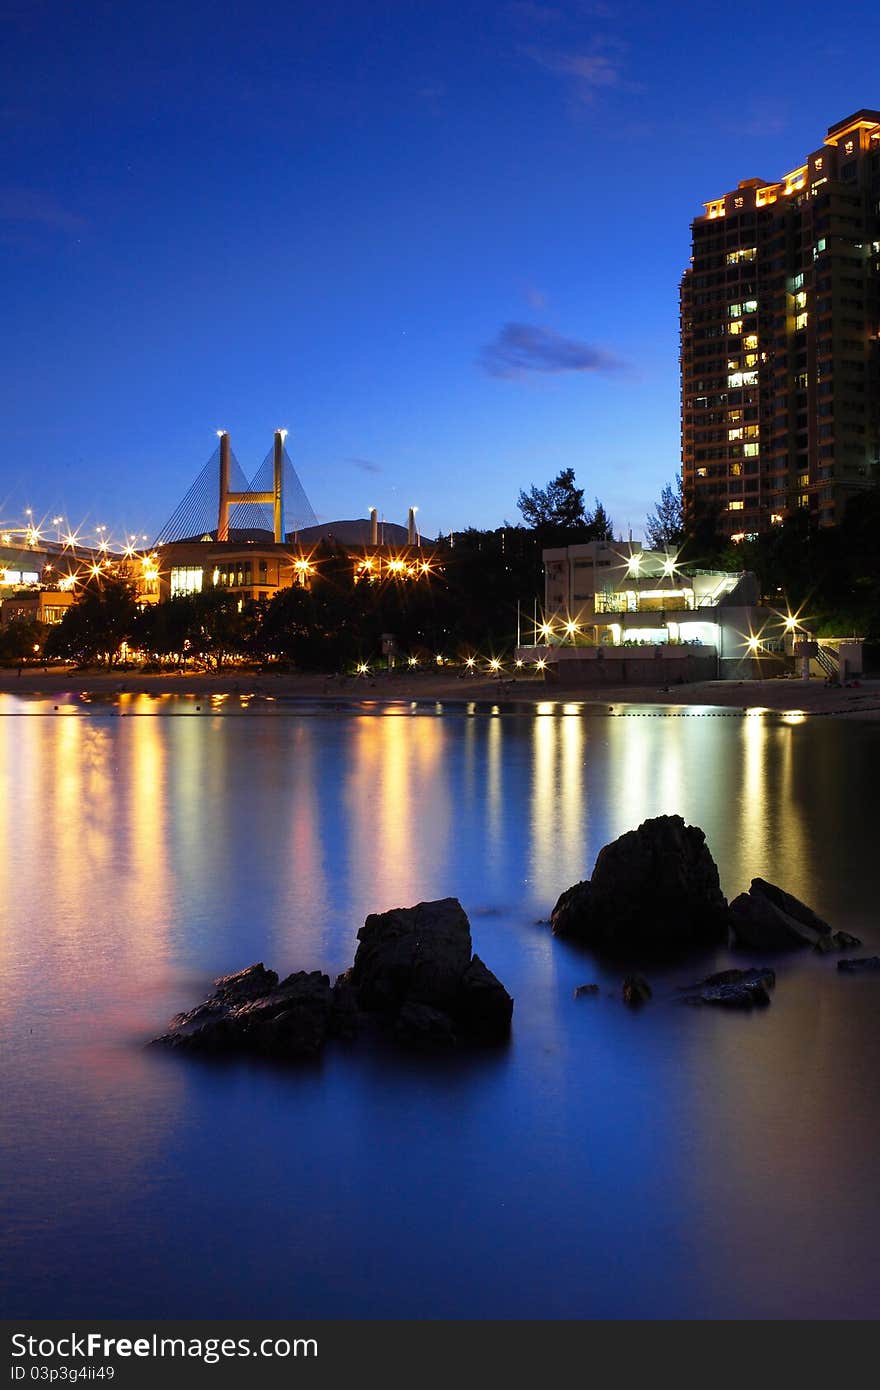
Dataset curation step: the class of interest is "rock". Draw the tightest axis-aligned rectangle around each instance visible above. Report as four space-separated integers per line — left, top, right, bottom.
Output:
550 815 729 955
457 955 513 1041
833 931 862 950
349 898 513 1047
837 957 880 973
730 879 833 950
622 974 652 1006
153 900 514 1059
574 983 600 998
680 967 775 1009
154 968 332 1059
351 898 473 1014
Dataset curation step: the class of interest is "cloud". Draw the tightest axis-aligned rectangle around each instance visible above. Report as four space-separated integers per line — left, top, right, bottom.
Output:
0 188 86 233
348 457 383 474
479 322 623 379
525 286 547 309
523 44 622 96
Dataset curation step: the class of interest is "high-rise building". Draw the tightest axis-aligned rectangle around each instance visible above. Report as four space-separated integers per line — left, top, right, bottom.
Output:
680 110 880 539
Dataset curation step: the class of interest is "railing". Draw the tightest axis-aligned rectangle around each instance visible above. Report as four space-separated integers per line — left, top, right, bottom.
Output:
815 646 838 679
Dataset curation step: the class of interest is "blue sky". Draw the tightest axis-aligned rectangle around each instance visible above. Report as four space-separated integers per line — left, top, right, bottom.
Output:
3 0 879 544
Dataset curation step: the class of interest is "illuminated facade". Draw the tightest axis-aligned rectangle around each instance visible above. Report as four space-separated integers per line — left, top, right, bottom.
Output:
681 110 880 538
534 541 778 679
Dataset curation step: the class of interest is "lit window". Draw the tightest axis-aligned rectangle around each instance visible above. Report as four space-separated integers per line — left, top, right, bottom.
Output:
730 462 743 476
729 320 743 335
744 334 759 349
728 427 743 441
727 358 740 372
814 156 823 171
734 196 744 209
744 352 758 367
794 290 807 310
696 467 708 478
813 238 827 259
771 513 784 525
728 303 741 317
792 272 804 290
799 494 809 508
742 299 758 314
728 501 744 511
844 139 854 155
798 473 810 487
743 443 760 457
795 312 808 331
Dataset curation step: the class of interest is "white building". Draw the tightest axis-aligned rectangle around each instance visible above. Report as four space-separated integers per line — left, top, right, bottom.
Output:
522 541 785 682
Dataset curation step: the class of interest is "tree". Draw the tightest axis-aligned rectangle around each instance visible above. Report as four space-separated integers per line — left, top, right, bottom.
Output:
517 468 586 531
44 574 137 666
645 474 684 551
586 498 614 541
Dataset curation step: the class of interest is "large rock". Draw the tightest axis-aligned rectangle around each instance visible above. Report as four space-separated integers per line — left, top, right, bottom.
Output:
352 897 473 1014
350 898 513 1045
152 900 514 1059
153 965 332 1059
550 814 729 955
729 879 833 950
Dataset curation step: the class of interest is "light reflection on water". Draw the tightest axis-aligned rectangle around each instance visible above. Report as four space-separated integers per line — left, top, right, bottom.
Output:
1 696 879 1318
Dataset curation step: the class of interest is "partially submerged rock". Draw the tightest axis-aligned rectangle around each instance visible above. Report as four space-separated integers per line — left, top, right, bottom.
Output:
551 815 729 955
622 974 652 1007
152 899 513 1060
154 966 332 1058
680 967 775 1010
350 899 513 1044
729 879 832 950
573 983 600 999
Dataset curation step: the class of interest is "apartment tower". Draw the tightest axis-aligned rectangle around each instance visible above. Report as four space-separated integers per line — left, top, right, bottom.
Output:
680 110 880 538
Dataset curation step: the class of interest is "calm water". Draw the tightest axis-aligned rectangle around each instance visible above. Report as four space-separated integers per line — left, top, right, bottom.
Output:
1 692 879 1319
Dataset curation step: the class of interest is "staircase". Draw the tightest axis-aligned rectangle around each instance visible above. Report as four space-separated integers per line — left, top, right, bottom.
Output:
813 645 838 680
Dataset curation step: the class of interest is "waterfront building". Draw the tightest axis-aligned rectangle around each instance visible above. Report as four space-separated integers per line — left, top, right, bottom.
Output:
681 110 880 539
527 540 780 681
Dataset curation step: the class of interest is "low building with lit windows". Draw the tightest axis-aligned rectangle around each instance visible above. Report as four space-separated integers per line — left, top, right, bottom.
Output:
0 589 74 627
526 541 785 682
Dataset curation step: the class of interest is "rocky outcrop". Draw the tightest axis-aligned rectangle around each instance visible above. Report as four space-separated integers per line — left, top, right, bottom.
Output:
350 899 513 1044
152 899 513 1060
153 966 332 1058
551 814 729 955
729 879 833 950
679 967 775 1009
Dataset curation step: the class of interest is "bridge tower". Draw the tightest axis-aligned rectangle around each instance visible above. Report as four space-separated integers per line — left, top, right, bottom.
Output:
217 429 286 543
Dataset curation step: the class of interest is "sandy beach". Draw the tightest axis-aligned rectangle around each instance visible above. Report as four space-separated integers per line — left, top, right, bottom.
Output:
2 664 879 716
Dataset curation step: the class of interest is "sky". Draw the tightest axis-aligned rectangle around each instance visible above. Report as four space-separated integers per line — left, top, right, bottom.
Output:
3 0 880 545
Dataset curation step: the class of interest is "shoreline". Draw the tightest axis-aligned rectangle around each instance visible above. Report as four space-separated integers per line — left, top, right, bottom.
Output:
2 665 880 716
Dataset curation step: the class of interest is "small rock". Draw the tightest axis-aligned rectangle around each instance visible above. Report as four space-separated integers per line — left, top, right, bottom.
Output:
833 931 862 950
837 957 880 973
622 974 652 1007
680 967 775 1010
574 983 600 998
729 879 833 950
